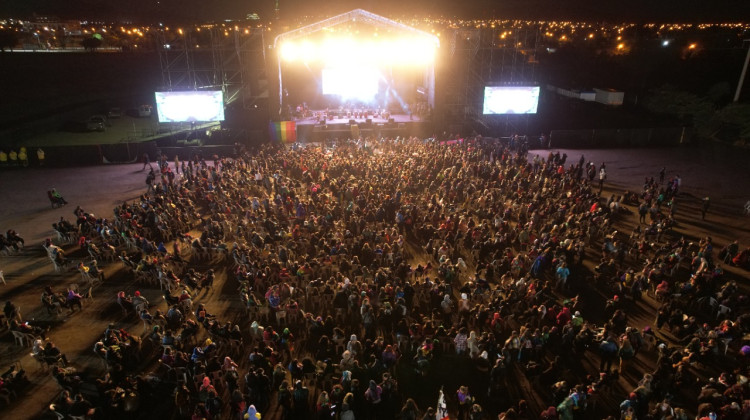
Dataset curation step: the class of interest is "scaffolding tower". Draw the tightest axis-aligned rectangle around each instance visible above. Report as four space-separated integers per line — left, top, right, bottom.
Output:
439 25 540 136
157 26 269 111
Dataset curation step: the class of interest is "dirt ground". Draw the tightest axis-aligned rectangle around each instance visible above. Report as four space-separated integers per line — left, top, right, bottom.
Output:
0 144 749 419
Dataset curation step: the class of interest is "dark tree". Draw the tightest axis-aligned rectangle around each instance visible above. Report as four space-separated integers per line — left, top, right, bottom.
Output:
0 29 19 52
81 37 103 52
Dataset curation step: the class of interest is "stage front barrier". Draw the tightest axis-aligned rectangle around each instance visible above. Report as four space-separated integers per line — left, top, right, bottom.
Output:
549 127 690 149
295 122 431 143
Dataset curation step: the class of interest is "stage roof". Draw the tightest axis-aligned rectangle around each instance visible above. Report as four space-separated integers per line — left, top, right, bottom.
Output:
273 9 439 48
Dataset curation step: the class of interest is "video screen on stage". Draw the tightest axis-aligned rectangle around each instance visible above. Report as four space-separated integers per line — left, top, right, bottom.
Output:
154 91 225 123
482 86 540 115
322 67 379 100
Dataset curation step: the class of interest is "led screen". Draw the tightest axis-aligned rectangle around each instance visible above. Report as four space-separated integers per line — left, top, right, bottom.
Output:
154 91 225 123
322 67 379 100
482 86 540 115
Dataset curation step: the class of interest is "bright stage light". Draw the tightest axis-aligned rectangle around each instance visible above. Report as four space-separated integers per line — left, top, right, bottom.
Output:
279 36 437 66
322 66 379 100
280 42 298 61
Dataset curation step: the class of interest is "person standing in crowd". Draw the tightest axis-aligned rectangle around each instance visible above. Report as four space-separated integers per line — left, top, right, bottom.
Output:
18 147 28 167
638 200 648 224
599 164 607 193
9 149 18 165
456 385 473 420
364 379 383 419
145 169 155 193
701 197 710 220
37 148 45 166
142 152 152 171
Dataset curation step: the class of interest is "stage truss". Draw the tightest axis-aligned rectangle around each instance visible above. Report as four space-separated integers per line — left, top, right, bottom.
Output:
157 27 268 110
440 26 540 135
272 9 439 116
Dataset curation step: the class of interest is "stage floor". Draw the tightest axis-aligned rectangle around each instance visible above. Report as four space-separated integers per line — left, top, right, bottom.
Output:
295 112 420 126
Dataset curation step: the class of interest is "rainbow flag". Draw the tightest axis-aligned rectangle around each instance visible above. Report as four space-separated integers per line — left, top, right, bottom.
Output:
269 121 297 143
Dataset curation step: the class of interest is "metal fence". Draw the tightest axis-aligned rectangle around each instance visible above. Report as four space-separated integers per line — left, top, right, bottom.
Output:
549 127 691 148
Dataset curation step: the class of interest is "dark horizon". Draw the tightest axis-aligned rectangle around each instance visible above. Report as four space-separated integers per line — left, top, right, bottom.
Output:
1 0 750 24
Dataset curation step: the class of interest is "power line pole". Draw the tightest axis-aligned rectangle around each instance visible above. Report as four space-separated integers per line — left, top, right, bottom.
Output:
734 39 750 102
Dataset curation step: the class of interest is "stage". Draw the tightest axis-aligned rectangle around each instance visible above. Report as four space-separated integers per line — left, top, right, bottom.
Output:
293 111 430 142
295 108 422 125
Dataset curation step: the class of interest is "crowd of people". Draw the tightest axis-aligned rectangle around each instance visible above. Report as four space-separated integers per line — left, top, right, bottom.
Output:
4 135 750 420
0 229 25 255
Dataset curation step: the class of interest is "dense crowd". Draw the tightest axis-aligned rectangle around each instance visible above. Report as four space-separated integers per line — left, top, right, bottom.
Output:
5 135 750 420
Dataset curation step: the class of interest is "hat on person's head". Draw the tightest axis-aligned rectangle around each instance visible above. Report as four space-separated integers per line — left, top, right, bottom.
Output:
574 311 581 317
134 291 140 297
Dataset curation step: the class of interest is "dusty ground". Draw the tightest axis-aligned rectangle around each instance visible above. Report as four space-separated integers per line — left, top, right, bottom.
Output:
0 144 748 419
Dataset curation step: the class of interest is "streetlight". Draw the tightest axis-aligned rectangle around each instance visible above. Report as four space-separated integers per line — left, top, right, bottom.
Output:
734 39 750 102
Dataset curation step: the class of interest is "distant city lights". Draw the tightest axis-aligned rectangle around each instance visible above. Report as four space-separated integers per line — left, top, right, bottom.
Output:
0 14 747 56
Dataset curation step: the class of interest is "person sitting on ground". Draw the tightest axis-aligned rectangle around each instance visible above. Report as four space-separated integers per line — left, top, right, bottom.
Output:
50 189 68 205
132 291 149 311
87 260 105 281
4 300 22 323
41 287 65 314
66 287 83 311
43 341 69 366
11 319 47 339
6 229 24 250
116 291 134 314
68 393 94 418
52 366 81 393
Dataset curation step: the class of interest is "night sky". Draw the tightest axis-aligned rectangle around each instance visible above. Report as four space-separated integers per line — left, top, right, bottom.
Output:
1 0 749 23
